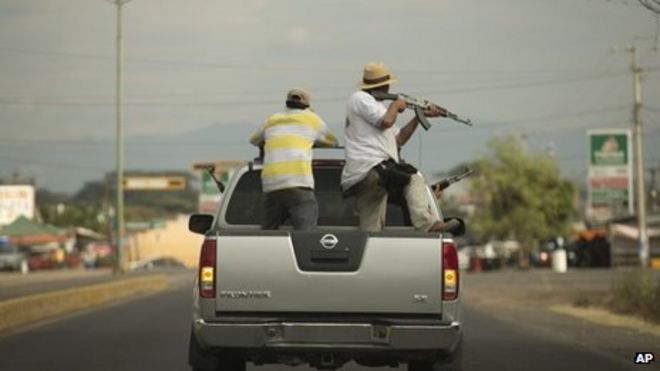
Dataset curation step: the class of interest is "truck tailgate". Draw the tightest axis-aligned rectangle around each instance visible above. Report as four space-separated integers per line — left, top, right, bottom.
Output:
214 232 443 314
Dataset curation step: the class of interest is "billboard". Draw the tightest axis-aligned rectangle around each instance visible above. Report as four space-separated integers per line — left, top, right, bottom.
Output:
122 176 186 191
587 129 633 221
0 185 35 226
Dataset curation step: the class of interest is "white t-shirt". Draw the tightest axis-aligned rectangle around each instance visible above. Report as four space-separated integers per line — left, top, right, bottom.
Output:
341 90 400 191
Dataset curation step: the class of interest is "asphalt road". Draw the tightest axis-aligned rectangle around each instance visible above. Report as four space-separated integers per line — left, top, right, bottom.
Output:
0 271 656 371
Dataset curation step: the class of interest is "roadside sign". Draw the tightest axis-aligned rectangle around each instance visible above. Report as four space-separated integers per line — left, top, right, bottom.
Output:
587 130 633 221
192 160 245 214
0 185 35 226
122 176 186 191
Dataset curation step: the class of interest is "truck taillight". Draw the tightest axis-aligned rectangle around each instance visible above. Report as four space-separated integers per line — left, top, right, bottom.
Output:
442 240 459 301
199 239 217 298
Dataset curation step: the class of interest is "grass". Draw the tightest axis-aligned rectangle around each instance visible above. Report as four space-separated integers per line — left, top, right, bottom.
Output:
608 269 660 324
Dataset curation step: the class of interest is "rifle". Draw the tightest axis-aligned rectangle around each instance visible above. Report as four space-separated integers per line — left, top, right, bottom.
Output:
371 91 472 130
431 168 474 192
205 165 226 193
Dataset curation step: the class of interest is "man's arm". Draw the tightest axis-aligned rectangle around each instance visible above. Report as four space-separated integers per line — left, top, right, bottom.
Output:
249 125 265 146
314 115 339 147
396 117 420 147
396 103 445 146
380 97 407 129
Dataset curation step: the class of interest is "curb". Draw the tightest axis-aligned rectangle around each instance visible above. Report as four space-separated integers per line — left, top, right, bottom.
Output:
0 274 169 333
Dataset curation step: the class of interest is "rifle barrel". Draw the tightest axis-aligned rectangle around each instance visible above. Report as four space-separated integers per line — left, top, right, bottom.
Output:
446 112 472 126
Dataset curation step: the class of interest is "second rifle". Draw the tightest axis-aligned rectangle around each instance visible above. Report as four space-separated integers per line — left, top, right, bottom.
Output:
432 168 474 192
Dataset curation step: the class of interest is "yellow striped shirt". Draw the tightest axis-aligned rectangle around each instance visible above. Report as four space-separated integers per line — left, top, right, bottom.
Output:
250 109 337 192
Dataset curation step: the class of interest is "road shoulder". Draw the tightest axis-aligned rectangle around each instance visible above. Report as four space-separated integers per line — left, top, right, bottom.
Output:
551 304 660 338
0 274 168 334
463 270 660 364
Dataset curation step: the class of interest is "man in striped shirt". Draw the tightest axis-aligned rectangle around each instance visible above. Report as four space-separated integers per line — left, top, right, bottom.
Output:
250 88 338 230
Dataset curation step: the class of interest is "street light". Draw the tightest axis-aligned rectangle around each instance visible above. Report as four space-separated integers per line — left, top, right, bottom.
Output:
107 0 131 273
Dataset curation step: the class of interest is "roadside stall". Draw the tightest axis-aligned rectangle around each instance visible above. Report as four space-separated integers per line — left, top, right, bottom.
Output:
609 217 660 267
0 216 71 271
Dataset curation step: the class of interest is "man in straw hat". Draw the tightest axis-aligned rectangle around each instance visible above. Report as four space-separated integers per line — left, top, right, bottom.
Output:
341 62 450 232
250 88 338 230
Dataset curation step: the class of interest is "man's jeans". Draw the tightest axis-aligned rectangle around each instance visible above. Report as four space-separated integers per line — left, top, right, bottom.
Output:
262 188 318 231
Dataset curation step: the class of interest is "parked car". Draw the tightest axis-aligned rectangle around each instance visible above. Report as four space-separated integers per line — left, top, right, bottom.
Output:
0 246 29 274
129 256 188 271
27 250 59 270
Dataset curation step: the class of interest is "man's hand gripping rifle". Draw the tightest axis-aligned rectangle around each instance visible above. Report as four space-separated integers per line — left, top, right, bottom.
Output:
372 91 472 130
431 168 474 193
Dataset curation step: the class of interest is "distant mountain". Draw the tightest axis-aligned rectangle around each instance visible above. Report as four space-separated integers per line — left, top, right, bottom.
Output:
0 121 259 193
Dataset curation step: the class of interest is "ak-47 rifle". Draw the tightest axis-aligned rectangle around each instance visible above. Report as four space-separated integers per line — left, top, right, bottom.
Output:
371 91 472 130
431 168 474 192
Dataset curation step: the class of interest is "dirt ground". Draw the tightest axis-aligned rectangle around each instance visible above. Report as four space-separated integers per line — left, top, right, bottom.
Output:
462 268 660 363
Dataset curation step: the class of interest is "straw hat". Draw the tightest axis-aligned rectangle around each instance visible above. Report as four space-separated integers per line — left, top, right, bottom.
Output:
356 61 398 90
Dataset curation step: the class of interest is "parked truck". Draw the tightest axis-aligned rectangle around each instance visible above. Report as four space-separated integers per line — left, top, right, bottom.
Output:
187 158 464 371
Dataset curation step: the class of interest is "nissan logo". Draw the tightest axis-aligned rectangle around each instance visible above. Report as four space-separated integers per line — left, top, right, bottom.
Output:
320 234 339 250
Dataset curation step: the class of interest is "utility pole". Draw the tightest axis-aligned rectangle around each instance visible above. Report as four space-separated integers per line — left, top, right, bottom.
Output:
651 166 659 213
108 0 131 273
629 44 650 268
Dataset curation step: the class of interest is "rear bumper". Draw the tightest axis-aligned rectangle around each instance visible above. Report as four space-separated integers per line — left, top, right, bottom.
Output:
193 318 461 351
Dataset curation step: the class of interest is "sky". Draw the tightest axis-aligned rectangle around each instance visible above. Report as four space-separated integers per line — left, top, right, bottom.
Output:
0 0 659 192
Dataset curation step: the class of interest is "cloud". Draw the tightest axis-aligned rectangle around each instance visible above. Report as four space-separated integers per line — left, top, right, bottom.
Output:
288 26 312 46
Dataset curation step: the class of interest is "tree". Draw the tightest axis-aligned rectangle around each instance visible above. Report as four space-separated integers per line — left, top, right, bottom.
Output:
469 135 576 264
72 174 197 220
40 203 109 234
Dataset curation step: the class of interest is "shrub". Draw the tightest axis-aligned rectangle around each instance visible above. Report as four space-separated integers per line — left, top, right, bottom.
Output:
610 269 660 324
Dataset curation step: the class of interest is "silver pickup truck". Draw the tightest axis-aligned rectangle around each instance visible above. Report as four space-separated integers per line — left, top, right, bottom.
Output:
187 159 464 371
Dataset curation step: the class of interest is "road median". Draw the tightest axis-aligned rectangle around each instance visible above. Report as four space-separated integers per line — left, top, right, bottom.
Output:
0 274 168 333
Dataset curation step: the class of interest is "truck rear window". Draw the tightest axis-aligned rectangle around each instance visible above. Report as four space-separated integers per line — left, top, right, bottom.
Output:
224 168 413 227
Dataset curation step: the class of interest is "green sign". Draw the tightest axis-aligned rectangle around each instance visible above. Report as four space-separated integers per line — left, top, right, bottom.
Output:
591 188 629 203
587 130 633 219
590 133 628 166
201 172 220 195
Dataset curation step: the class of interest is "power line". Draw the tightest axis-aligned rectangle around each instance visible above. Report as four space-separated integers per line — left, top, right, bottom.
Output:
0 71 638 108
437 105 628 134
498 105 628 125
419 71 633 96
0 98 289 107
1 72 615 102
0 154 108 171
3 45 657 75
0 138 246 147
